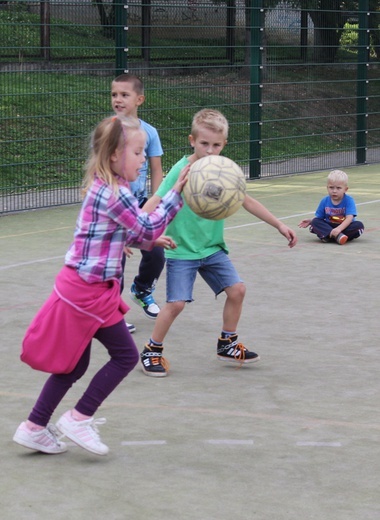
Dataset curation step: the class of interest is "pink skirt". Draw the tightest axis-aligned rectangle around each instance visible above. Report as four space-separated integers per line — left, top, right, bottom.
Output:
21 266 129 374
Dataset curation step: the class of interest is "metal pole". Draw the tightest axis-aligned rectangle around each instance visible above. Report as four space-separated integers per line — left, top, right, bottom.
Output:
115 1 128 76
356 0 370 164
40 1 51 61
226 0 236 64
249 0 264 179
300 9 308 62
142 0 151 63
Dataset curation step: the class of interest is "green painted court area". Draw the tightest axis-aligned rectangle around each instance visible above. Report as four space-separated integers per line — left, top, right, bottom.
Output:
1 165 379 520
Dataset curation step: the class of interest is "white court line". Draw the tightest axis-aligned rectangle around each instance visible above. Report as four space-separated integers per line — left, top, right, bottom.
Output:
60 439 343 449
296 441 342 447
0 256 63 271
206 439 254 445
120 440 254 447
1 199 379 271
225 199 380 230
121 440 167 446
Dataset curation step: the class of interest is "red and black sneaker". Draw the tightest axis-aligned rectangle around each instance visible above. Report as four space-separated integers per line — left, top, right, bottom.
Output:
140 344 170 377
217 334 260 365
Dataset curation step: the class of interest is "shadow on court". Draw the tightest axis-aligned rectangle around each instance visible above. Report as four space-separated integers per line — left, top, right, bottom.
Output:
1 166 379 520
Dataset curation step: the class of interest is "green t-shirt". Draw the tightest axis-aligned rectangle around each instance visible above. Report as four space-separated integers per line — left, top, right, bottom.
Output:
156 156 229 260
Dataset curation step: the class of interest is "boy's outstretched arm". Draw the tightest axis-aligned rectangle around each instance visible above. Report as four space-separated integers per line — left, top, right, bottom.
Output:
243 194 298 248
142 194 162 213
298 218 312 228
142 165 190 213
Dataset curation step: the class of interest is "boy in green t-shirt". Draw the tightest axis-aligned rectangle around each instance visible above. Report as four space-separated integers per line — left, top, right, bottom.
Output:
141 109 298 377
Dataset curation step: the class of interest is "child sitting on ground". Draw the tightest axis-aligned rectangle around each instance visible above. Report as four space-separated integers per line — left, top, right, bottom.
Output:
298 169 364 244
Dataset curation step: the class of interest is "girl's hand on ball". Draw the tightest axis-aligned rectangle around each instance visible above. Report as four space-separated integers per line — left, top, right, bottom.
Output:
173 165 190 193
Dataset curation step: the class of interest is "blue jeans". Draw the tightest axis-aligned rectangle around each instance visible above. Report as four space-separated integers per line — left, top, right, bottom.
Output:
165 250 243 302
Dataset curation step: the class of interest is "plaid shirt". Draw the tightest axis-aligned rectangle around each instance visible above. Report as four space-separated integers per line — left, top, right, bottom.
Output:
65 175 183 283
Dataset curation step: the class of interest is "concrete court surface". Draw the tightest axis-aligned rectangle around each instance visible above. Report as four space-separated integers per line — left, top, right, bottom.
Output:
0 166 379 520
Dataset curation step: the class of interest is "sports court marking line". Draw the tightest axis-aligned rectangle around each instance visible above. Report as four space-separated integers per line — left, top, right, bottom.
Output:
3 392 380 431
206 439 254 445
0 226 72 240
119 440 255 447
0 301 38 311
0 256 63 271
225 199 380 230
119 440 341 447
296 441 342 447
1 198 378 271
121 440 167 446
99 402 380 431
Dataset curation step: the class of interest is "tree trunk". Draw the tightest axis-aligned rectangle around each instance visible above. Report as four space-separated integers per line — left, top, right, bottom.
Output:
308 0 346 63
93 0 115 38
312 25 341 63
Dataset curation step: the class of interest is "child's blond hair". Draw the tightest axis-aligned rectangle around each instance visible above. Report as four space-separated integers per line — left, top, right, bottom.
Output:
327 169 348 186
82 115 142 196
191 109 229 140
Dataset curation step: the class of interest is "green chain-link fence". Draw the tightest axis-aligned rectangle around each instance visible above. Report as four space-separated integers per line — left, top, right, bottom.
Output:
1 0 379 213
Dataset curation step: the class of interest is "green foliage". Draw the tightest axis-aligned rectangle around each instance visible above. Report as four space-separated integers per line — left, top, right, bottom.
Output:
0 7 113 60
1 2 380 194
2 64 380 192
0 74 111 189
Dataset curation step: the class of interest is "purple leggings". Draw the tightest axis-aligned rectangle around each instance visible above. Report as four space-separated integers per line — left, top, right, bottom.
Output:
28 320 139 426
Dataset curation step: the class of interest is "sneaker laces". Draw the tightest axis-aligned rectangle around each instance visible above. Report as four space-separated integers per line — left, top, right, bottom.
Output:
88 418 107 439
46 423 66 445
149 352 170 372
232 343 247 367
160 356 170 372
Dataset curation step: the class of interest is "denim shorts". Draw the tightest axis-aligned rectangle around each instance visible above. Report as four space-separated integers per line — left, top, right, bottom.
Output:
166 250 243 302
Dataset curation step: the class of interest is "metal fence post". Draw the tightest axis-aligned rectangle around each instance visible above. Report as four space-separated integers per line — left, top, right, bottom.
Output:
249 0 263 179
356 0 370 165
40 0 51 61
115 1 128 76
142 0 151 63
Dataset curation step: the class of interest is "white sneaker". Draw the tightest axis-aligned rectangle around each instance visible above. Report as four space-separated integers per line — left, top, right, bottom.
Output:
129 283 160 319
56 410 109 456
126 322 136 333
13 422 67 454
